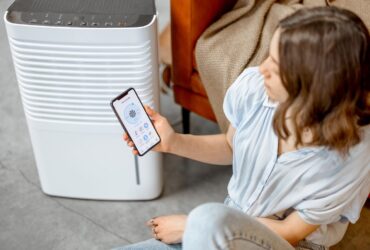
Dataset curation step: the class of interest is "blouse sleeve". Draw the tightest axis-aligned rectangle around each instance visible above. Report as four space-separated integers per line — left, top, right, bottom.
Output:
223 67 265 128
295 133 370 225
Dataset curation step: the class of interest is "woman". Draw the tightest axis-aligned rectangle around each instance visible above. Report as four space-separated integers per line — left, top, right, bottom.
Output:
118 6 370 250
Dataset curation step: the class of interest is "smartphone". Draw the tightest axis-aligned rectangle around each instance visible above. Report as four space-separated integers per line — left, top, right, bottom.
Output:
111 88 161 156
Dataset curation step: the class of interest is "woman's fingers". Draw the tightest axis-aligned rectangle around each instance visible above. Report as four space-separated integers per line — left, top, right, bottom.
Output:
144 105 154 114
144 105 160 120
146 219 154 226
147 217 161 240
123 133 134 147
146 217 158 226
147 215 186 243
124 135 134 148
122 134 139 155
123 133 132 143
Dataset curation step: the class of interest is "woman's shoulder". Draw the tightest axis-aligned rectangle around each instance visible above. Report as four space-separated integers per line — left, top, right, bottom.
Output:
223 67 268 127
227 67 267 105
233 67 264 92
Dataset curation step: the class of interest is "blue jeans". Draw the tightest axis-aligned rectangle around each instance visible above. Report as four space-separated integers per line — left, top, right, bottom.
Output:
113 239 182 250
114 203 296 250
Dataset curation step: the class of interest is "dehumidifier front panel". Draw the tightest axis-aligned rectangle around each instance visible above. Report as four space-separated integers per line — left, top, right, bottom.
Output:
5 15 162 200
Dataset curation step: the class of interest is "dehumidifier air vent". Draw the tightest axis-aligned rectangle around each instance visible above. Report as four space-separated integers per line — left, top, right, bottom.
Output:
5 0 162 200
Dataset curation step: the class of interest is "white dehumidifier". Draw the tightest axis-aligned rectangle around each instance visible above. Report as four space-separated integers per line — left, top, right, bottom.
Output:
4 0 162 200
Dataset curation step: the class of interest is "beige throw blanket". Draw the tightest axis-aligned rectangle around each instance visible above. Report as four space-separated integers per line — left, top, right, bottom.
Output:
195 0 370 132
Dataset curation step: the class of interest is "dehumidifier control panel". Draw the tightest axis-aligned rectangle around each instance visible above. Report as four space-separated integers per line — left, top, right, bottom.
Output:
6 0 156 27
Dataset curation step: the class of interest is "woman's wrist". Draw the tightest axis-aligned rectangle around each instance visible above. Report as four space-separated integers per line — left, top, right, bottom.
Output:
165 131 181 154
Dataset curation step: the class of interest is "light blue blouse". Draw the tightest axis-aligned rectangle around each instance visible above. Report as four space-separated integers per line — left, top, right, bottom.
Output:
223 67 370 247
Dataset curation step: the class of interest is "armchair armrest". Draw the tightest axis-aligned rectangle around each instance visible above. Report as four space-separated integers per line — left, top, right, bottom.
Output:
171 0 237 88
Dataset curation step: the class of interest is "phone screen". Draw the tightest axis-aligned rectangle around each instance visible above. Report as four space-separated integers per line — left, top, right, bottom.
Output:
111 88 161 156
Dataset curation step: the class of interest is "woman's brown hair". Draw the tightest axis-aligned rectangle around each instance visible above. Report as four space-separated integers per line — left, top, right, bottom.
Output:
273 6 370 155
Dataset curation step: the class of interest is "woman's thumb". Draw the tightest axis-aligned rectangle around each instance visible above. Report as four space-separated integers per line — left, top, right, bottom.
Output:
144 105 159 119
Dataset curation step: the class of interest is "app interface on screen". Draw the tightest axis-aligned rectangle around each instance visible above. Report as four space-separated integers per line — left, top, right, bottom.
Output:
113 89 160 154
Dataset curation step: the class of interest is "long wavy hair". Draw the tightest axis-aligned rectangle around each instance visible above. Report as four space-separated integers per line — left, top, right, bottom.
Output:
273 6 370 155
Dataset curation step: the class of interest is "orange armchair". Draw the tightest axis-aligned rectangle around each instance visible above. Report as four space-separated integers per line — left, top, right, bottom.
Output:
170 0 237 133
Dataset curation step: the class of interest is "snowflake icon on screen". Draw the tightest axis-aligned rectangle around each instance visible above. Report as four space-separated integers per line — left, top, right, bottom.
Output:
129 109 136 118
124 103 141 124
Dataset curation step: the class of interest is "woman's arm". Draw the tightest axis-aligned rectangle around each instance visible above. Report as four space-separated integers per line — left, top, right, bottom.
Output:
257 211 319 246
124 106 235 165
167 126 235 165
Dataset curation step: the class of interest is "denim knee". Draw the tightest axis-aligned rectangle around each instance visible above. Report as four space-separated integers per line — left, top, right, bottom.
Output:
186 202 233 235
183 203 242 250
183 203 289 250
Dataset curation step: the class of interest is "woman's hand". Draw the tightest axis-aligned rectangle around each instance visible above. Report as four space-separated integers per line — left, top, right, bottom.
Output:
147 214 187 244
123 105 177 155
